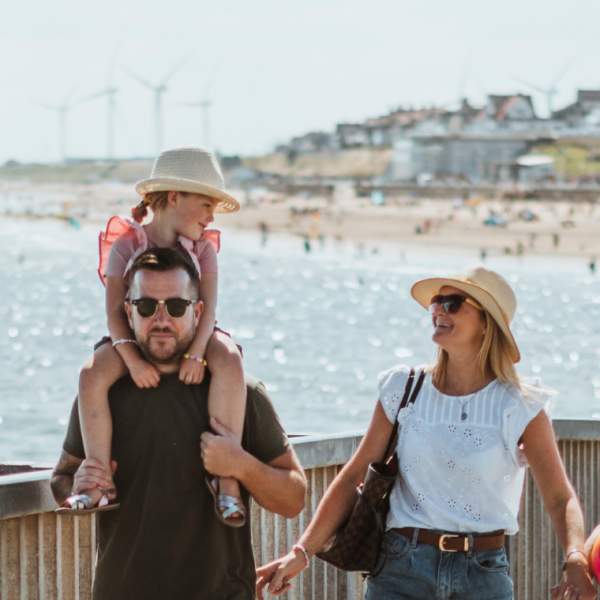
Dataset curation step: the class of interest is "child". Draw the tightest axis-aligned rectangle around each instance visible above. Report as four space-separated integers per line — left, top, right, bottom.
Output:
60 147 247 527
585 524 600 582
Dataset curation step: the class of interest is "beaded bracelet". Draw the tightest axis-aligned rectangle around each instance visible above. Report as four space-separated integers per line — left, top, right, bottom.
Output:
183 353 207 366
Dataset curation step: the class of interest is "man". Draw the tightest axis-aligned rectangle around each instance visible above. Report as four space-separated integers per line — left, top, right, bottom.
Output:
51 247 306 599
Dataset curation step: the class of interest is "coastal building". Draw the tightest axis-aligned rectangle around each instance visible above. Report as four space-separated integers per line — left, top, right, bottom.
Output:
363 106 447 147
287 131 336 154
272 90 600 183
387 94 561 182
553 89 600 128
389 131 555 183
486 94 537 123
508 153 555 183
440 98 484 133
335 122 370 148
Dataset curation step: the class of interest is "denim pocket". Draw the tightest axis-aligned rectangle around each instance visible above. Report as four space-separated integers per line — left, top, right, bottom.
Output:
369 531 410 582
383 530 411 559
472 547 509 573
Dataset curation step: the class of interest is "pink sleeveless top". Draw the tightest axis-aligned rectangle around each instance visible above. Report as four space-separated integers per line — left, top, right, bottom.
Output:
97 216 220 285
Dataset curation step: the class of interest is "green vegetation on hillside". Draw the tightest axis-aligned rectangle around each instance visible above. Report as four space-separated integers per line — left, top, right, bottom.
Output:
533 139 600 179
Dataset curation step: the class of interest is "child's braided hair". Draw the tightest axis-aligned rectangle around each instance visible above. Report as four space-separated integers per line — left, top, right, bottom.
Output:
131 191 170 223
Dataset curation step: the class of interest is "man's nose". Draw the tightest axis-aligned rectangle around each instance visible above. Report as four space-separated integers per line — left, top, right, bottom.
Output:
207 210 215 223
152 303 171 323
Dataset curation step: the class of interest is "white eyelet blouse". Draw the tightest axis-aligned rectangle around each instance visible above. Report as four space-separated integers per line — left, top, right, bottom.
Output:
378 364 550 535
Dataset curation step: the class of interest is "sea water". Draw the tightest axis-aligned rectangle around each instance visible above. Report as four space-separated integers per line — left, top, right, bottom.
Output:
1 217 600 464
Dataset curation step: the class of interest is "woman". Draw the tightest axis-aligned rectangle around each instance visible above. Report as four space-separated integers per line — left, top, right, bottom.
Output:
256 267 595 599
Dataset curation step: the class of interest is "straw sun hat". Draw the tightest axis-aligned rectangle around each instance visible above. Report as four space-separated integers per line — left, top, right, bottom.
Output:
410 266 520 363
135 147 240 213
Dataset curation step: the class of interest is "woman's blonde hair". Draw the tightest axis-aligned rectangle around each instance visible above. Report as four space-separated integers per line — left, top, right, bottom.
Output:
432 309 520 391
131 191 189 222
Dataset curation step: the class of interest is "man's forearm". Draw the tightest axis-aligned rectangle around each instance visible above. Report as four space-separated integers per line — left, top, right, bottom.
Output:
51 472 74 505
50 450 82 505
235 450 306 518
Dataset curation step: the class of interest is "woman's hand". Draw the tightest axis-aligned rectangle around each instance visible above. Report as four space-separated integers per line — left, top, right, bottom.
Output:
179 357 206 385
551 560 596 600
256 550 308 598
127 357 160 388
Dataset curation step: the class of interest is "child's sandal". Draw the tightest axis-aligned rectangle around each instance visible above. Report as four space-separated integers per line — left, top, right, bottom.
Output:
55 491 120 515
206 477 246 528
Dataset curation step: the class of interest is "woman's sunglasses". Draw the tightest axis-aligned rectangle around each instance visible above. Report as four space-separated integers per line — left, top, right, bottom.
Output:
128 297 195 318
429 294 482 314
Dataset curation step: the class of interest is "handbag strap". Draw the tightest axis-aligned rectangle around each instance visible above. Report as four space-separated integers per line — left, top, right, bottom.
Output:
382 368 426 462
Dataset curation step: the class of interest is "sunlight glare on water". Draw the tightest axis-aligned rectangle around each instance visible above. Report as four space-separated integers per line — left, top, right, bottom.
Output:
1 217 600 463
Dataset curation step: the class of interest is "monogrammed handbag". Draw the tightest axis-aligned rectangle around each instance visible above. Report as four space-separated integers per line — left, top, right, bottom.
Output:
316 368 425 574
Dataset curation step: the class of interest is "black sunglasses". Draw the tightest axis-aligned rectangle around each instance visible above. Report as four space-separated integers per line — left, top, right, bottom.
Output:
128 297 195 318
429 294 482 314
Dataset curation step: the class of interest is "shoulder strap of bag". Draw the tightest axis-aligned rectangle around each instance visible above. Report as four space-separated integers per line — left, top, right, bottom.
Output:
407 369 425 407
383 368 426 462
381 368 414 461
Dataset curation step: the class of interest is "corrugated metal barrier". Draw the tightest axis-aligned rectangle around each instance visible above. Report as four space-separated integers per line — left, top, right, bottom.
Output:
1 422 599 599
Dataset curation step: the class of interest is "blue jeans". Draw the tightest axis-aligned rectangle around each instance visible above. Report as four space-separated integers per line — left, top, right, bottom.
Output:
365 530 513 600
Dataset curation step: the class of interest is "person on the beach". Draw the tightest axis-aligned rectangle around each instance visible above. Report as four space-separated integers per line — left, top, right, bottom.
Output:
256 267 595 599
589 256 596 275
51 247 306 599
61 147 249 527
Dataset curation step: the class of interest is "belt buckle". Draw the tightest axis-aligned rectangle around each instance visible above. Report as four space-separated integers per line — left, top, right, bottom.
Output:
438 533 469 552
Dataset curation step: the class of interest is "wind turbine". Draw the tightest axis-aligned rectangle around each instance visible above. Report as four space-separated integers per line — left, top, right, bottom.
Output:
181 97 213 149
122 57 189 154
79 48 120 160
39 88 78 163
79 86 118 160
180 64 219 149
513 58 575 116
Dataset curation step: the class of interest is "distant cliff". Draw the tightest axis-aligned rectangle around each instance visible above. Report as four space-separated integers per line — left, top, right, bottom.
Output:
244 148 392 179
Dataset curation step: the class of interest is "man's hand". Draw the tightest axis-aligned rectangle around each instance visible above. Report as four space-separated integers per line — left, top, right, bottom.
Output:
179 357 206 385
128 357 161 388
73 458 117 500
200 417 245 479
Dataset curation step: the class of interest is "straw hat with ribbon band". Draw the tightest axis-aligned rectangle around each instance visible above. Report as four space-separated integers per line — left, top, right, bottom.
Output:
410 267 521 364
135 147 240 213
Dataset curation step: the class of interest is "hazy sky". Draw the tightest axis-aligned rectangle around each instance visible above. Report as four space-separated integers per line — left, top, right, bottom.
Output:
3 0 599 163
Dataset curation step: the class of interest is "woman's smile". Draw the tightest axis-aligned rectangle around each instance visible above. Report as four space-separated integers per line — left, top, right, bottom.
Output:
433 318 453 336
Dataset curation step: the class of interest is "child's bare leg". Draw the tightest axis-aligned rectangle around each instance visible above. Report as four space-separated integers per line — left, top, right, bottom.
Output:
77 341 128 506
205 331 246 516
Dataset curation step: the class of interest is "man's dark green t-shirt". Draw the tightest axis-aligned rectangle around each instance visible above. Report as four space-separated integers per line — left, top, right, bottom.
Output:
63 373 289 600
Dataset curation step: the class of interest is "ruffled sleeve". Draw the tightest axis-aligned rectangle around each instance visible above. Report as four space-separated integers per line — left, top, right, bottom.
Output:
200 229 220 253
501 381 553 467
176 229 220 278
377 364 413 424
98 216 147 285
194 229 220 275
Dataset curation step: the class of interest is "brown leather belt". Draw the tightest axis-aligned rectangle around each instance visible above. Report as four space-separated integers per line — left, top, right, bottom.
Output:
392 527 505 553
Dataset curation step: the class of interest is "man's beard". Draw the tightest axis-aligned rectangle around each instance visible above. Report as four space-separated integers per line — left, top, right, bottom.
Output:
137 326 194 365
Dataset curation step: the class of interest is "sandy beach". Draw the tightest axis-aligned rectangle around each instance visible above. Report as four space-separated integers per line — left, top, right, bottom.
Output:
228 194 600 259
2 178 600 260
